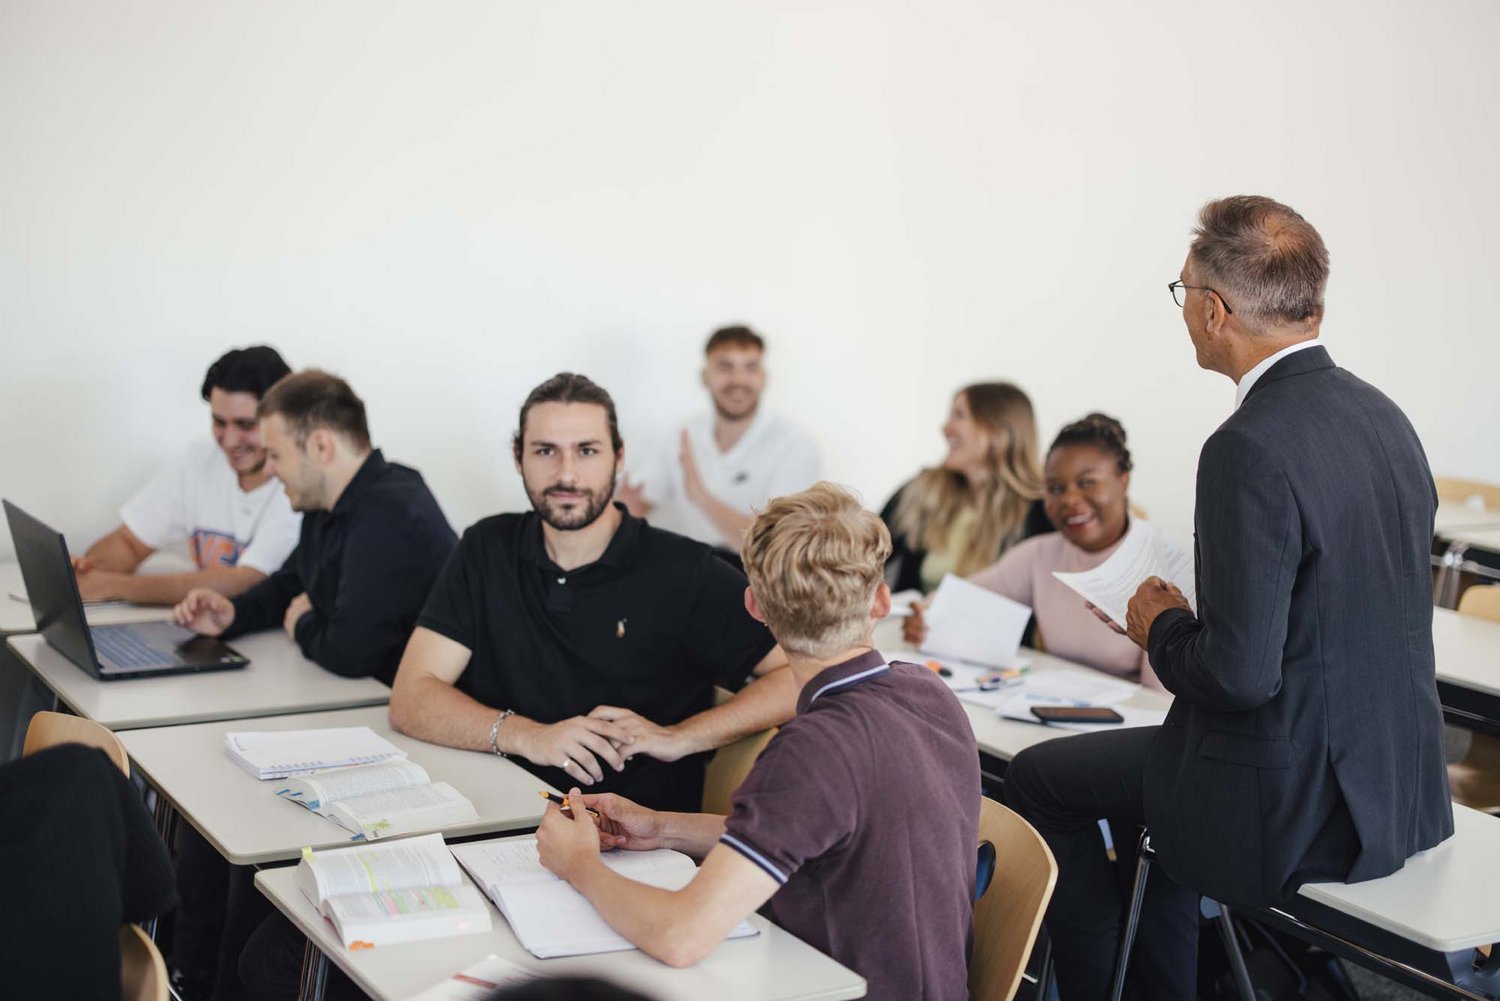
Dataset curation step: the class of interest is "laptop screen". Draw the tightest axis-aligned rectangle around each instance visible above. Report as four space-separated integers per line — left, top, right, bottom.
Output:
4 500 103 674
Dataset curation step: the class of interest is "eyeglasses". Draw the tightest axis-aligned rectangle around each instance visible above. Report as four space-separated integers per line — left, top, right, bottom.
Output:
1168 280 1234 314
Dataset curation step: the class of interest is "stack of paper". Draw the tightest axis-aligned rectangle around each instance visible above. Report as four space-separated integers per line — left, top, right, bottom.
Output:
920 574 1032 669
1052 520 1195 627
226 727 406 780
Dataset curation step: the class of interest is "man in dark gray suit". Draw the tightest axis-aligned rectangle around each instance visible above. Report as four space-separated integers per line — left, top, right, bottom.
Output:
1005 195 1453 1000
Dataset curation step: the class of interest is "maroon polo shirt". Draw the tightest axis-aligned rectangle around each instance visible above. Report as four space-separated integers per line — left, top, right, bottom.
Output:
720 650 980 1001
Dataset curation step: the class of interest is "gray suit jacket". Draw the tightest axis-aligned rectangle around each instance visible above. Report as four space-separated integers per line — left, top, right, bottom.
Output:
1145 345 1453 907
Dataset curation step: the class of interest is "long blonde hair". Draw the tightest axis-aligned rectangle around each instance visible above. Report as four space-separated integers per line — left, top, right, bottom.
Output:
893 382 1044 577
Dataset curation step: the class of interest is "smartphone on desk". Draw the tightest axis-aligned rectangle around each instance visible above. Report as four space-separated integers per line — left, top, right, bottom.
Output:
1030 705 1124 725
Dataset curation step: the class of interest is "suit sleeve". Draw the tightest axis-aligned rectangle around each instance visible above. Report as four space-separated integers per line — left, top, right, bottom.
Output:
1148 429 1299 711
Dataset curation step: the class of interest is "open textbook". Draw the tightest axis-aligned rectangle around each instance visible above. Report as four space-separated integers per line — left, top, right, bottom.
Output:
1052 520 1195 627
226 726 406 780
296 833 491 948
920 574 1032 669
276 760 478 841
452 837 759 959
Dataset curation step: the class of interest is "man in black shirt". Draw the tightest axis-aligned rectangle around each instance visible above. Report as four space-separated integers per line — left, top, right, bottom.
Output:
390 372 796 813
174 369 456 685
168 370 456 1001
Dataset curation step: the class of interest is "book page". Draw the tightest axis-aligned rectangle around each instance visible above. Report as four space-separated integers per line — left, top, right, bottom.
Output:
334 782 478 840
920 574 1031 669
324 883 492 948
225 726 406 779
304 833 462 902
1051 521 1195 626
280 760 430 809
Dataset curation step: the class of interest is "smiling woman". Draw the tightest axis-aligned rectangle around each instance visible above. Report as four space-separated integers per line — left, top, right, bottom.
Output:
878 382 1050 594
903 413 1174 689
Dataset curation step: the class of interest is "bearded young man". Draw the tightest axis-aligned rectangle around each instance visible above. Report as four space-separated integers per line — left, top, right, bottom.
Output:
618 325 819 562
389 372 797 812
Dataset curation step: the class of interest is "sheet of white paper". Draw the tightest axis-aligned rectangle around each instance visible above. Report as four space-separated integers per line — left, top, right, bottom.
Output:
996 691 1167 731
929 657 1031 708
405 955 534 1001
1051 520 1195 626
919 574 1032 669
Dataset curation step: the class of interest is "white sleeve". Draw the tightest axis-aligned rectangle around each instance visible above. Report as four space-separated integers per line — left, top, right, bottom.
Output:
235 488 302 575
766 433 821 499
119 456 189 551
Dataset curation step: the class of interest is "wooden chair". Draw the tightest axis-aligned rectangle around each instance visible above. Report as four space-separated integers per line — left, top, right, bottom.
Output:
22 710 130 777
970 797 1058 1001
1449 586 1500 813
119 923 169 1001
1436 477 1500 510
701 687 777 815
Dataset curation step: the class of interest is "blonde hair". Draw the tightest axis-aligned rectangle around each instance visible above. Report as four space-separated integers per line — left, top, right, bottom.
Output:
741 482 892 659
893 382 1044 576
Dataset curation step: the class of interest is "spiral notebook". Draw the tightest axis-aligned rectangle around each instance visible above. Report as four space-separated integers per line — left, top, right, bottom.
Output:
225 726 407 780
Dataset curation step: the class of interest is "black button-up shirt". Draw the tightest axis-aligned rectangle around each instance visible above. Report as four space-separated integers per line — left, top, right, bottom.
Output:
228 450 456 685
417 506 777 811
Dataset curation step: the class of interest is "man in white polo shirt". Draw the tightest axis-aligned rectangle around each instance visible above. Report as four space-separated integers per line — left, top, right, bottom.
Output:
72 346 302 605
620 325 819 562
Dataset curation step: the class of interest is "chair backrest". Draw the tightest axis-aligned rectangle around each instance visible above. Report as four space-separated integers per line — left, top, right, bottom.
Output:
1436 477 1500 510
23 710 130 777
701 687 777 815
970 797 1058 1001
119 923 168 1001
1459 584 1500 623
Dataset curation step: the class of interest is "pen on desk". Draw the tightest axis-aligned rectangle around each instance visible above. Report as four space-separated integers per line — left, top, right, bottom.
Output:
539 790 600 818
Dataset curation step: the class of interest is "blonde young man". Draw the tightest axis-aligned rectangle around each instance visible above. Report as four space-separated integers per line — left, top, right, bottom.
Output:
536 483 980 1001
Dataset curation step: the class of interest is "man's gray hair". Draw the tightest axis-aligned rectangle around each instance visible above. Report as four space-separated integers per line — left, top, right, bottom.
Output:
1190 196 1329 331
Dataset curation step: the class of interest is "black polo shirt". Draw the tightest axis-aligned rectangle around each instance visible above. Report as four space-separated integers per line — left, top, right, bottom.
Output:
227 450 457 686
417 506 777 812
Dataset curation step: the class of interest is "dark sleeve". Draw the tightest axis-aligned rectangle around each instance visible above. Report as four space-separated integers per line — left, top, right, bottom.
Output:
1147 429 1298 711
879 481 921 593
720 727 857 884
226 550 304 638
679 549 777 690
416 526 481 651
292 505 457 680
1022 498 1054 539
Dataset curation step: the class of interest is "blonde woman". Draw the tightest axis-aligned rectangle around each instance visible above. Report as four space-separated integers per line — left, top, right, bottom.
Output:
879 381 1050 594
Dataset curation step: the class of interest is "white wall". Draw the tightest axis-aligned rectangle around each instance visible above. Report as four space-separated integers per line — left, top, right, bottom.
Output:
2 0 1497 560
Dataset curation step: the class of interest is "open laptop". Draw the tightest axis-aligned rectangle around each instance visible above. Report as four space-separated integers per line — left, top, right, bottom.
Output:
4 500 250 680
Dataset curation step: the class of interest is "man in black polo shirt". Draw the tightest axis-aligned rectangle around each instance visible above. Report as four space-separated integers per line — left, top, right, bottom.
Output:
534 483 980 1001
389 371 795 813
169 370 456 1001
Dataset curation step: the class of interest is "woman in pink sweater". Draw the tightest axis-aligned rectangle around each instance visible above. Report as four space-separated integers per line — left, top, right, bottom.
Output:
906 414 1174 690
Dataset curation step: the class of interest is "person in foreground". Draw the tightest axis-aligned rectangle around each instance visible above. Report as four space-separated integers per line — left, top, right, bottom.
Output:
905 412 1174 688
1004 196 1453 999
880 381 1050 594
535 482 980 1001
390 372 795 813
73 345 301 604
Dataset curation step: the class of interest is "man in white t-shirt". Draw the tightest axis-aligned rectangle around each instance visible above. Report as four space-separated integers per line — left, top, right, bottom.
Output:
619 325 819 559
72 346 302 605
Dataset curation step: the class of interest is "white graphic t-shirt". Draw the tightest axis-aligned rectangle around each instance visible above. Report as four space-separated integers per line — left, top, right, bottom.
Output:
120 441 301 574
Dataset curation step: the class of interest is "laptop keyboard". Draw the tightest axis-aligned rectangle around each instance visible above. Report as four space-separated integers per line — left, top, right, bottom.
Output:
93 629 171 669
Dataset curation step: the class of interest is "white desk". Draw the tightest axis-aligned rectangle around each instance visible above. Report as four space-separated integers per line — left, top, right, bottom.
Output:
870 618 1173 763
120 706 552 865
1433 606 1500 701
6 629 390 731
255 835 867 1001
1434 504 1500 542
0 559 176 634
1298 805 1500 953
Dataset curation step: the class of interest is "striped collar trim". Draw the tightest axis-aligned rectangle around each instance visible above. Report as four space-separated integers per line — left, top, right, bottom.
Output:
796 650 891 714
